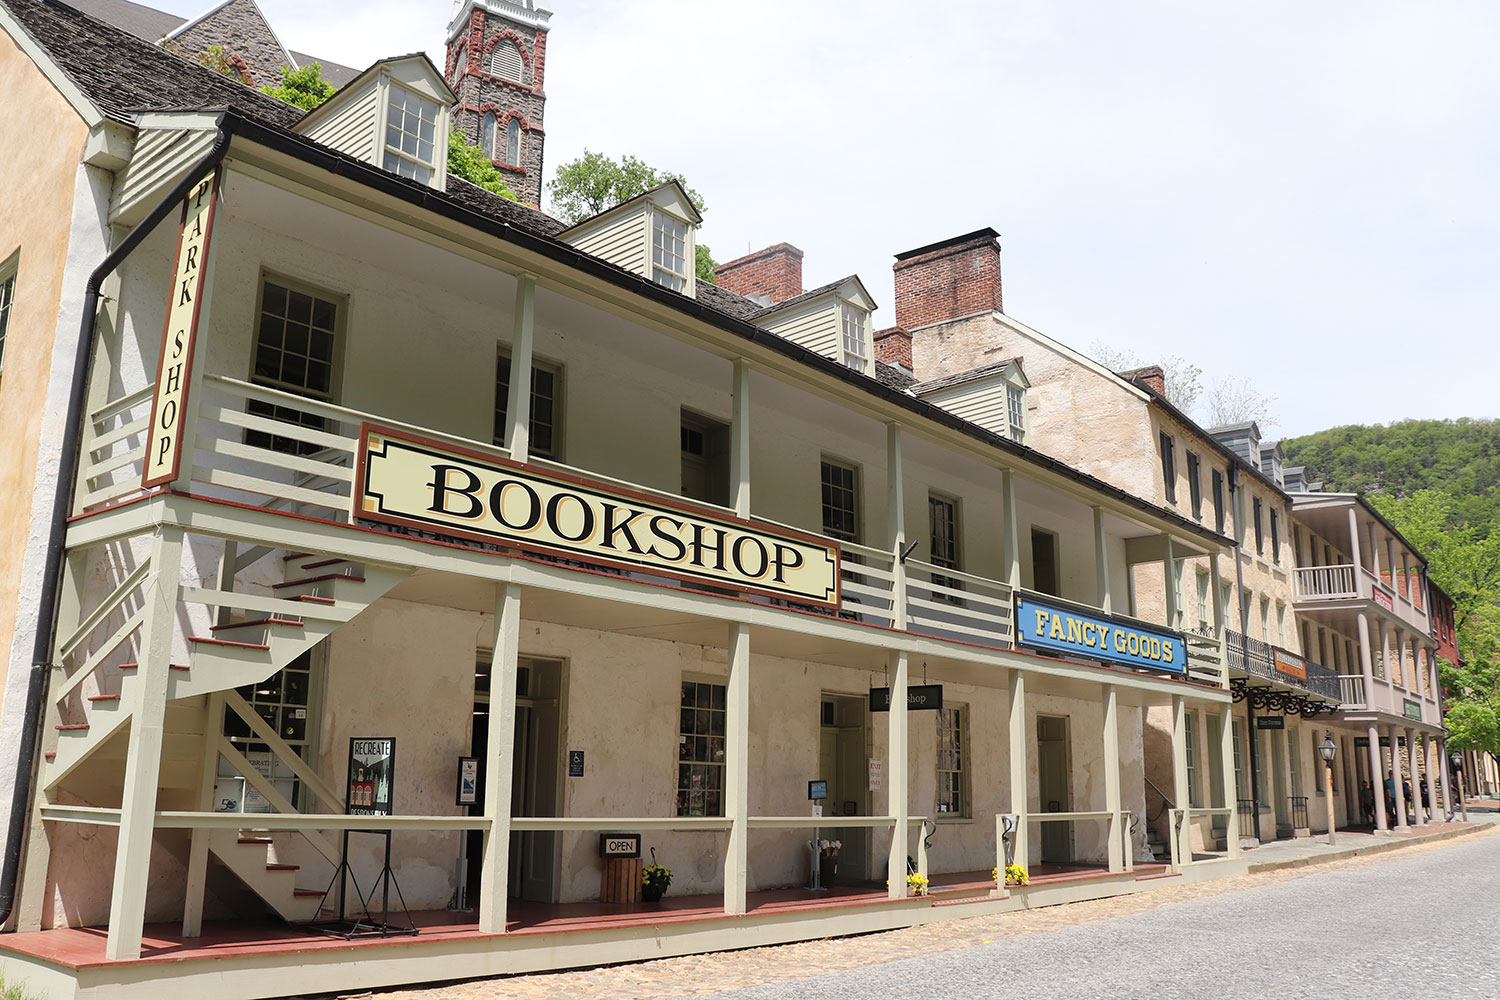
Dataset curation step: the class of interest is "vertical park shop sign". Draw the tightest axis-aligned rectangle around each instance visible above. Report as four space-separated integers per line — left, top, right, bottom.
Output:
143 168 220 487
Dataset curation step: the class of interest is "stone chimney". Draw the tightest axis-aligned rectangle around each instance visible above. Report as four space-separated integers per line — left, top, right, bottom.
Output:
873 327 912 373
715 243 804 305
892 228 1002 331
1120 365 1166 398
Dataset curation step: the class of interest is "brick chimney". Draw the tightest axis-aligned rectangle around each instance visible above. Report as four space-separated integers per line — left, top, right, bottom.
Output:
873 327 912 373
892 228 1002 331
1121 365 1166 398
715 243 804 305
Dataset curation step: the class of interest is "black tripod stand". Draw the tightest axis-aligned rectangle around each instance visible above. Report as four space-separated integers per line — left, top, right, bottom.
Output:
307 829 418 939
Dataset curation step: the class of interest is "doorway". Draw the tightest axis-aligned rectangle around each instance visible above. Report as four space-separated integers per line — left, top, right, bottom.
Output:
466 656 563 905
818 694 869 882
1269 729 1288 835
1036 715 1072 863
1031 528 1059 596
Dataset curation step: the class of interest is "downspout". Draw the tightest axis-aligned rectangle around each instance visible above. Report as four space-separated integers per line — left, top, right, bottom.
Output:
1228 465 1263 842
0 122 234 928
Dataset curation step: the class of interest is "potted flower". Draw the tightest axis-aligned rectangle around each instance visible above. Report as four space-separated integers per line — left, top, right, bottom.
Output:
992 863 1029 887
812 839 841 887
641 850 672 902
906 871 929 896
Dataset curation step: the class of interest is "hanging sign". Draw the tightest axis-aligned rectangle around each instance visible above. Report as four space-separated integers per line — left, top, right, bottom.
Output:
869 685 944 712
143 167 220 488
1273 649 1307 680
355 426 840 607
1404 699 1423 721
455 756 478 807
346 737 395 816
1355 737 1370 748
599 833 641 858
1014 592 1187 675
1256 715 1285 730
1373 588 1394 612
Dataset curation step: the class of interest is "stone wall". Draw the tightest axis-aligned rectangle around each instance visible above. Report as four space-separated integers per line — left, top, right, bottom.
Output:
449 9 548 207
170 0 290 88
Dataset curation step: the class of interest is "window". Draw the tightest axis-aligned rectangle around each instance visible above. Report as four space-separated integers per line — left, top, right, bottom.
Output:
1160 431 1176 503
490 40 523 82
1206 714 1225 808
681 410 729 506
1313 731 1325 794
383 84 439 183
1196 570 1211 634
504 118 521 167
652 211 690 291
0 258 14 385
820 459 859 542
451 42 466 82
676 679 725 817
1006 383 1026 442
929 493 963 604
936 705 968 817
248 277 341 455
221 648 320 811
1187 452 1202 520
480 111 496 159
840 302 868 371
1232 720 1246 800
494 350 561 459
1212 469 1226 534
1260 596 1271 645
1288 726 1303 798
1270 509 1281 564
1253 496 1264 555
1276 602 1286 646
1031 527 1059 597
1185 710 1200 808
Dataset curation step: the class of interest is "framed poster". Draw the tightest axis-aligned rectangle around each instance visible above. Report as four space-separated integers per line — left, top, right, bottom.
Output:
456 756 478 807
347 737 395 816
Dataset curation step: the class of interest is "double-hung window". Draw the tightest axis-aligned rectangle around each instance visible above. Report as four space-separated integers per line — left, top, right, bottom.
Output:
494 350 561 459
820 459 859 543
937 705 969 817
1187 452 1202 520
1252 496 1264 555
1006 383 1026 442
1270 509 1281 565
676 679 726 817
1160 431 1176 503
383 84 440 183
840 303 868 372
247 277 342 455
928 493 963 603
1185 711 1200 808
1212 469 1226 533
0 257 15 386
652 212 690 291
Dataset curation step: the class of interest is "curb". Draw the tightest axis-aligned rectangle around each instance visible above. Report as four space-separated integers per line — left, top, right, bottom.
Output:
1244 822 1497 875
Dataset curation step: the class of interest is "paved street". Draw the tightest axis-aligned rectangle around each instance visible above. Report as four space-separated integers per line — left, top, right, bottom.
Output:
316 825 1498 1000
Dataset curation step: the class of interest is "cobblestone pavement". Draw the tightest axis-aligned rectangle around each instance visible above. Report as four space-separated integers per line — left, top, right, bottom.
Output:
300 824 1499 1000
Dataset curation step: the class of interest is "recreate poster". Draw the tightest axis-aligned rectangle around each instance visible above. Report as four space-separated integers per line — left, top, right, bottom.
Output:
347 738 395 816
1014 592 1188 675
354 425 841 606
143 168 220 487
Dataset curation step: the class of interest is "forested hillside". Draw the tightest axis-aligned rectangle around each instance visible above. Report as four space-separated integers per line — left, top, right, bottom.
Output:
1284 419 1500 760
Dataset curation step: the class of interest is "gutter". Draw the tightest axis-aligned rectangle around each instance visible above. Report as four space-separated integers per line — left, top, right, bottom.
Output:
0 119 235 929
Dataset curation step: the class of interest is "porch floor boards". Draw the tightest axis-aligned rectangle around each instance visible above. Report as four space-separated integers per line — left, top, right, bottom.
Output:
0 864 1161 972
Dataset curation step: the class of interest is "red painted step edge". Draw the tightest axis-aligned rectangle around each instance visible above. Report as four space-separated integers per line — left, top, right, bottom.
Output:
292 889 325 897
210 618 304 632
273 574 366 590
238 837 274 845
290 594 337 605
188 636 271 650
297 557 349 571
118 663 190 671
265 864 299 872
55 724 89 731
86 694 121 702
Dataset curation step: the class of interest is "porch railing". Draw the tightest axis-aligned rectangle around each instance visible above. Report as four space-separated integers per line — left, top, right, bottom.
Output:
904 558 1013 647
1236 798 1255 839
1294 564 1357 600
1339 674 1367 708
1185 634 1227 687
1289 795 1309 831
1225 630 1339 704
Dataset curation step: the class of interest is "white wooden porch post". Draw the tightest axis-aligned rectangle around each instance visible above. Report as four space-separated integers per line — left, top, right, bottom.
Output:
1093 506 1111 614
504 274 537 462
1171 695 1190 870
106 525 185 960
1103 684 1123 872
1162 535 1178 631
1220 703 1241 857
479 583 522 934
887 423 907 628
887 650 910 899
724 623 751 915
1388 724 1409 830
1001 470 1021 592
1007 669 1028 880
731 359 751 518
181 689 225 937
1407 726 1426 827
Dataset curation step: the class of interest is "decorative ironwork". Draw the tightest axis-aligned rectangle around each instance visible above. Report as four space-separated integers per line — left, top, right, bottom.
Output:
1225 630 1342 708
1290 796 1309 830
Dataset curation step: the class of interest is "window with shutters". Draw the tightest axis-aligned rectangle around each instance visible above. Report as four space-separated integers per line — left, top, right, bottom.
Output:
1253 496 1264 555
1160 431 1176 503
490 40 524 82
1187 452 1202 520
1212 468 1226 533
1270 508 1281 564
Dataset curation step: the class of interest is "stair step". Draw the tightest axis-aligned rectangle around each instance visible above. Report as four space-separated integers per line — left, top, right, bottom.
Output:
292 888 325 897
265 864 299 872
210 618 305 632
55 724 90 731
238 837 274 845
188 636 271 651
86 694 121 703
296 557 349 571
274 574 366 590
44 752 55 760
281 552 313 563
118 663 191 671
290 594 337 605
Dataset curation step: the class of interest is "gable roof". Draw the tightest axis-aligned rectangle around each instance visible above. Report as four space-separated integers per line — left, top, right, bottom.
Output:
911 358 1026 396
755 274 877 318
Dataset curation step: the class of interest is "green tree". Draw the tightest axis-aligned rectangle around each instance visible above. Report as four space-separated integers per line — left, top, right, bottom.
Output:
260 62 337 112
695 244 718 285
1086 342 1204 414
447 127 517 201
548 150 706 223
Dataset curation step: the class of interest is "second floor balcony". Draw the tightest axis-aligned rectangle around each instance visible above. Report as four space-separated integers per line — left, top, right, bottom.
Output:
1223 629 1341 707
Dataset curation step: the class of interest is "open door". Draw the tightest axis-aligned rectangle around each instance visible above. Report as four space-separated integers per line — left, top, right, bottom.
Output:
818 694 869 882
1037 714 1072 863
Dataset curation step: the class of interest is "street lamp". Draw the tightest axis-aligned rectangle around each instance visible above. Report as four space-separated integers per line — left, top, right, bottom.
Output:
1450 749 1469 823
1318 732 1338 846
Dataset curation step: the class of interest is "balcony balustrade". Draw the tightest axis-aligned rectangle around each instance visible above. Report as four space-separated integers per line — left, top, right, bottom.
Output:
1224 630 1340 704
1294 564 1357 600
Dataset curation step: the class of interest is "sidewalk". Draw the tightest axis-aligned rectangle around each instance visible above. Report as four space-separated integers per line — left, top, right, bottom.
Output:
1231 808 1499 874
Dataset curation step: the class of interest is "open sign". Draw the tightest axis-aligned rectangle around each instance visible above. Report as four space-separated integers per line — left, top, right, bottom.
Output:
599 833 641 858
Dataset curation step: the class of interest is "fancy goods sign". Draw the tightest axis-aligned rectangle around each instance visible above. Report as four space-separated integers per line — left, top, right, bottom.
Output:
1014 592 1187 675
143 168 220 487
355 426 841 606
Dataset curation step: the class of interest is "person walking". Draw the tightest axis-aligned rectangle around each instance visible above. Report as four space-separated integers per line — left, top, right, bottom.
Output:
1384 772 1397 826
1359 781 1376 826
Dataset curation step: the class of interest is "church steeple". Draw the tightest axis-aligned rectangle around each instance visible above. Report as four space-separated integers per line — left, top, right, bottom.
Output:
445 0 552 208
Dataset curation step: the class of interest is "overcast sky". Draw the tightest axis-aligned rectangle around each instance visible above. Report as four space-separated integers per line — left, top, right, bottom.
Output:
251 0 1499 439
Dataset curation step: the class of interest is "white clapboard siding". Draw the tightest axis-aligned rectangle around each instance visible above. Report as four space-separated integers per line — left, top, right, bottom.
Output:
919 376 1014 437
569 209 649 275
302 80 381 163
760 299 840 365
110 126 218 224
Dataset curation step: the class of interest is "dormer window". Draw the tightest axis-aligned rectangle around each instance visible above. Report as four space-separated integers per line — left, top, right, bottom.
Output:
840 302 868 371
491 41 523 82
652 212 690 291
383 84 440 183
1006 382 1025 442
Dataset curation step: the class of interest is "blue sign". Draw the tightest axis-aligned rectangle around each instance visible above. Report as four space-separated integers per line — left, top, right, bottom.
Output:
1014 593 1187 675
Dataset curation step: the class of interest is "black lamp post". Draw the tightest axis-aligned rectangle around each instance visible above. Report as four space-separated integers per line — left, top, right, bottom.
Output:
1449 748 1468 822
1318 732 1338 846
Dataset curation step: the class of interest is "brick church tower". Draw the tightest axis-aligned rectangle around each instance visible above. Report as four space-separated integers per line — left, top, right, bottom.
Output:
445 0 551 208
